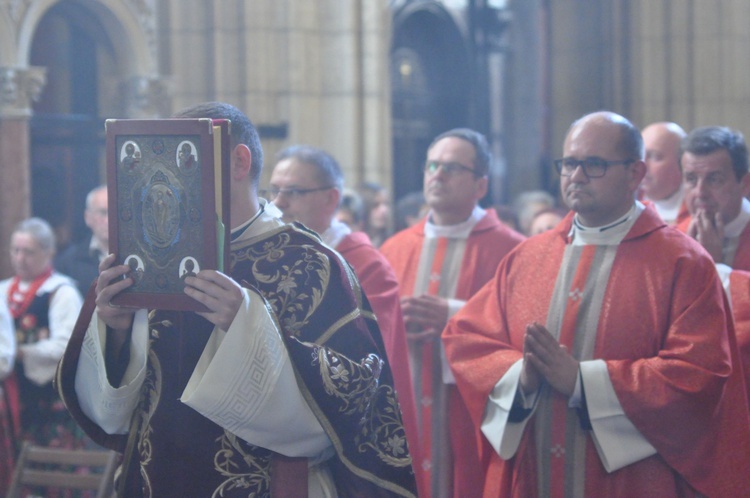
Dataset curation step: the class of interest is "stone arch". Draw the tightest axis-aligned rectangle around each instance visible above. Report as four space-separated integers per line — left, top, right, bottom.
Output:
17 0 156 77
390 1 472 202
0 9 16 65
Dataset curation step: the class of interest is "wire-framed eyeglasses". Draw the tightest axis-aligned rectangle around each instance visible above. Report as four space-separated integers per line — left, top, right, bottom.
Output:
424 160 480 177
263 186 333 201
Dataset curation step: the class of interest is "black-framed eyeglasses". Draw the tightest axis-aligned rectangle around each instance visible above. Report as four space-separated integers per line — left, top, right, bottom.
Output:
553 157 635 178
263 186 333 201
424 160 479 177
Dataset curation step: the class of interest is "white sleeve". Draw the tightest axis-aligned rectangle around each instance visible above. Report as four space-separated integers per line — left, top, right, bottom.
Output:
716 263 732 294
0 302 15 379
74 309 150 434
580 360 657 472
181 288 331 458
21 284 83 386
441 298 467 384
481 359 537 459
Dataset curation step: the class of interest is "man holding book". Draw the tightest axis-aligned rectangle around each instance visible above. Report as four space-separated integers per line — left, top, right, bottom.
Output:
57 102 417 497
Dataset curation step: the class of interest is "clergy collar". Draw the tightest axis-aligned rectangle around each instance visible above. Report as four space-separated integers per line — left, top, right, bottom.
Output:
88 236 107 261
569 201 644 246
723 197 750 238
425 205 486 239
321 218 352 248
649 184 684 221
230 199 283 243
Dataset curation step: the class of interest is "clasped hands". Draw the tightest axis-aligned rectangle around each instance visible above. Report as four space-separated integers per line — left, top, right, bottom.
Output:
687 208 724 262
520 322 579 397
400 294 450 342
96 254 243 334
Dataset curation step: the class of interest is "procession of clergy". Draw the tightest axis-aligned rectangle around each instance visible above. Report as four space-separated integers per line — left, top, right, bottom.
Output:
378 113 750 497
3 105 750 497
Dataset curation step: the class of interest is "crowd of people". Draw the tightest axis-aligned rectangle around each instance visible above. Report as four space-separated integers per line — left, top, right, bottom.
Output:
2 102 750 497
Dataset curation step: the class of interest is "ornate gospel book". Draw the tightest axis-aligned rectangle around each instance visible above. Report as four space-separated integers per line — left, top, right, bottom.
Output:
106 118 230 311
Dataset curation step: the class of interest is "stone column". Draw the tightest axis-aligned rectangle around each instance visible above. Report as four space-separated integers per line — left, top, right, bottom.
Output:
0 66 46 278
122 75 172 118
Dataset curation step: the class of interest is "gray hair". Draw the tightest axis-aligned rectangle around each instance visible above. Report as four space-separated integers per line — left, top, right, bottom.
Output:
276 145 344 191
14 217 56 252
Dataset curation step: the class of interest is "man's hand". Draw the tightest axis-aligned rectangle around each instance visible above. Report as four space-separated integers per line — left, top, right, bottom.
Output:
523 322 579 397
95 254 136 332
400 295 450 343
519 323 543 395
183 270 243 331
687 209 724 262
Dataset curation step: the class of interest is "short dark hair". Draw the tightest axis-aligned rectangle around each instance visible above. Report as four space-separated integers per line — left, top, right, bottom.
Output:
173 102 264 186
428 128 491 177
681 126 748 181
275 145 344 191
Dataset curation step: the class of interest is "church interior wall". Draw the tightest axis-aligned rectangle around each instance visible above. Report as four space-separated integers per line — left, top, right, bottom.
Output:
1 0 749 275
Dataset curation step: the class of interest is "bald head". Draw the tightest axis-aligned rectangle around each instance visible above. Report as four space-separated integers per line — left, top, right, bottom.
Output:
566 111 645 161
560 111 646 226
641 122 686 201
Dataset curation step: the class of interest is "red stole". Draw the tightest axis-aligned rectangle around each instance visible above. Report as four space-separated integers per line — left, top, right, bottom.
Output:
6 267 52 319
418 237 449 494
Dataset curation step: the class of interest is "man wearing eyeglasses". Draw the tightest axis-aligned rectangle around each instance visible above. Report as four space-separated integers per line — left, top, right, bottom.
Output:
443 111 750 497
57 104 418 497
381 128 524 498
268 144 424 497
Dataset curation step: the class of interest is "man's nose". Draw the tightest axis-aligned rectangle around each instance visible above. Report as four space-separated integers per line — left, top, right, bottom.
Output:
696 178 711 196
569 164 589 182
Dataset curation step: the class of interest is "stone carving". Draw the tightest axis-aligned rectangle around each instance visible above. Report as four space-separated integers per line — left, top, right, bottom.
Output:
0 66 46 117
123 75 172 118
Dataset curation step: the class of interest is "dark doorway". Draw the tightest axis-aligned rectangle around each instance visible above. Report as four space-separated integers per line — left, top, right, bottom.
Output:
391 4 472 205
29 1 116 248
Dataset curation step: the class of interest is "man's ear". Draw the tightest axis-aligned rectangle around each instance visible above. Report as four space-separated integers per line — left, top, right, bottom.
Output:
630 160 647 190
471 174 488 200
740 172 750 197
328 187 342 212
232 144 252 181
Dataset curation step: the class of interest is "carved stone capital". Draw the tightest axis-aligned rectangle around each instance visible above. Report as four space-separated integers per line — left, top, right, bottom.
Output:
0 66 46 118
122 75 172 118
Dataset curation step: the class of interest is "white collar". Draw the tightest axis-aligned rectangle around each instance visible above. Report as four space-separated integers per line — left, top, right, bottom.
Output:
230 199 284 243
648 185 684 223
424 205 486 239
569 202 644 246
724 197 750 238
321 218 352 248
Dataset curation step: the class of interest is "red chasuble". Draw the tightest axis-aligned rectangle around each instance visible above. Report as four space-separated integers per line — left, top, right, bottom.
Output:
381 209 524 498
336 230 424 497
444 207 750 497
676 215 750 270
728 269 750 406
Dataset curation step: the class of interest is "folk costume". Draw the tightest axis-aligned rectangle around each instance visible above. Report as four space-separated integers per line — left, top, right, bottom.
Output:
443 203 750 497
0 300 15 494
322 220 424 496
380 206 524 498
57 208 417 497
0 270 83 451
